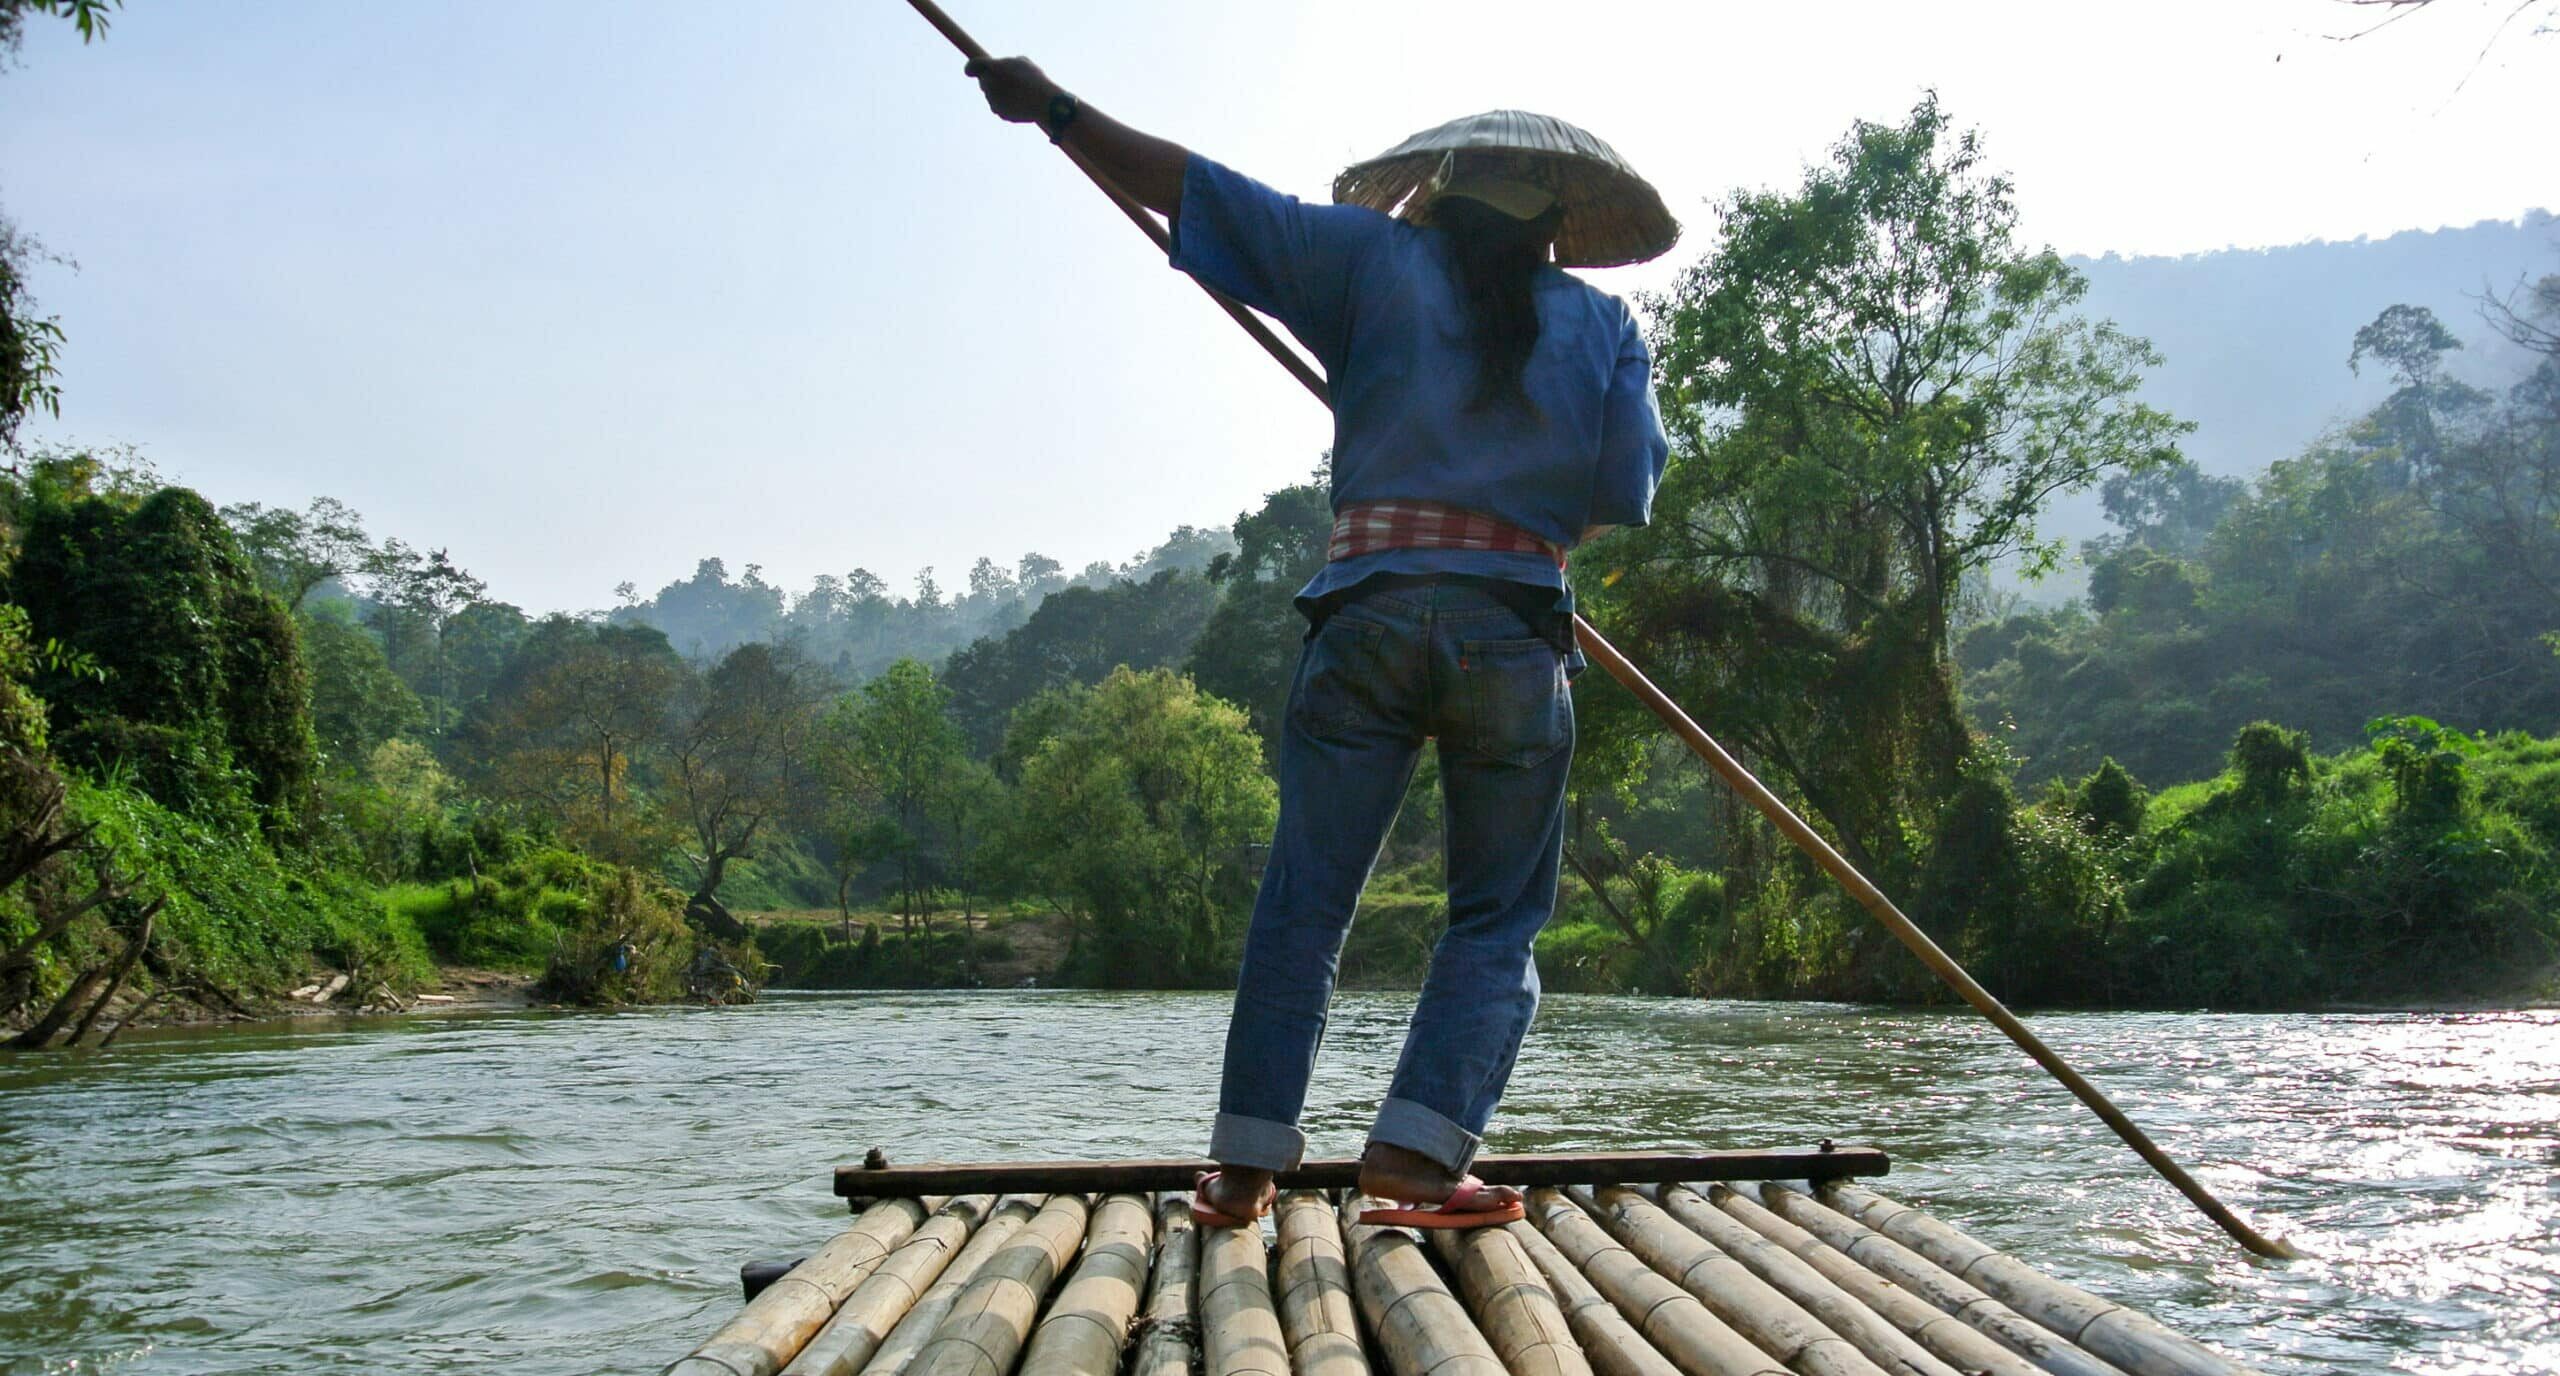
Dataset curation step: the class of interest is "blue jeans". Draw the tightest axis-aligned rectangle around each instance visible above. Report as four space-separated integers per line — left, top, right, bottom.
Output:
1210 577 1573 1176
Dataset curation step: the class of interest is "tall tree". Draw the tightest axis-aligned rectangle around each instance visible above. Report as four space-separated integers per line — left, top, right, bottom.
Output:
1609 92 2183 884
1185 478 1331 747
468 617 686 859
823 658 968 930
1003 668 1275 986
663 642 823 941
220 496 375 611
365 540 488 735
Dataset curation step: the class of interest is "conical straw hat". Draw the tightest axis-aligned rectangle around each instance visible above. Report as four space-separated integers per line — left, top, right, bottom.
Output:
1333 109 1679 269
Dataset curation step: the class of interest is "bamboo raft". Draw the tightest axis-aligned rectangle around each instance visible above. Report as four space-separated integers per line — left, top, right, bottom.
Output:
665 1148 2262 1376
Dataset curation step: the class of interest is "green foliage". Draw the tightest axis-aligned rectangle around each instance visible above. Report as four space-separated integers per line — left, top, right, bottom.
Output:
1608 91 2182 897
394 846 707 1004
4 465 316 824
1965 296 2560 789
537 860 726 1006
300 606 424 767
756 917 1009 989
1185 479 1332 748
1002 667 1275 987
2228 722 2313 805
2067 758 2148 837
2366 715 2476 826
823 658 970 924
2121 723 2558 1006
68 776 431 994
943 569 1220 749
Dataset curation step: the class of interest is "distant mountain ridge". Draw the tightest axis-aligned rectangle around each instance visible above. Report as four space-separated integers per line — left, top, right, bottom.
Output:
2074 211 2552 473
2022 209 2558 564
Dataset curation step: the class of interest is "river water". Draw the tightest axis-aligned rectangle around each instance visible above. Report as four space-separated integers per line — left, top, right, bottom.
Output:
0 994 2554 1374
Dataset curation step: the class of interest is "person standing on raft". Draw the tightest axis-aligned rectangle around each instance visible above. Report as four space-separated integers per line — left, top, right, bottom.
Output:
965 61 1675 1229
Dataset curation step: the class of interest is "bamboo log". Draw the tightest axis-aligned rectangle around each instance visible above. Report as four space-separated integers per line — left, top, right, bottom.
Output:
1199 1207 1289 1376
1020 1194 1156 1376
1521 1190 1786 1376
1338 1196 1507 1376
1649 1185 1961 1376
785 1196 997 1376
1757 1187 2127 1376
1507 1214 1690 1376
1274 1191 1368 1376
1133 1196 1202 1376
1818 1187 2260 1376
1705 1186 2045 1376
909 1193 1092 1376
1426 1215 1591 1376
671 1198 931 1376
1576 1187 1887 1376
860 1198 1043 1376
833 1150 1884 1200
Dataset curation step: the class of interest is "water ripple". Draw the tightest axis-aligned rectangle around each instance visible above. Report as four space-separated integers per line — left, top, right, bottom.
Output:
0 995 2554 1373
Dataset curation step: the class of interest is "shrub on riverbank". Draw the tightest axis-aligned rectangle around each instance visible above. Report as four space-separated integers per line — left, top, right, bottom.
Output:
2114 721 2559 1007
67 777 432 996
757 917 1009 988
390 847 730 1005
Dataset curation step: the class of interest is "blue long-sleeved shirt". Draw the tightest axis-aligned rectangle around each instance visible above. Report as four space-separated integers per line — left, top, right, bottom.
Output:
1167 154 1670 609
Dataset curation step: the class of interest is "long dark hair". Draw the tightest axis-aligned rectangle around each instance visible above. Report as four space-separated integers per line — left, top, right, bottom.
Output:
1434 196 1564 414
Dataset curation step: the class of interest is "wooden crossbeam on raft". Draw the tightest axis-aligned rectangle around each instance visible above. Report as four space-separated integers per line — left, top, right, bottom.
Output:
833 1147 1890 1199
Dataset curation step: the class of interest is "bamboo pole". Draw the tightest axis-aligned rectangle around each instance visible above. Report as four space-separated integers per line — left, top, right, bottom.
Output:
1648 1185 1962 1376
1520 1189 1784 1376
1426 1218 1592 1376
1133 1195 1203 1376
1021 1193 1157 1376
1757 1187 2130 1376
1574 1187 1888 1376
1814 1187 2261 1376
859 1197 1043 1376
1564 641 2296 1263
1704 1186 2048 1376
787 1197 1000 1376
909 1193 1093 1376
1198 1209 1290 1376
898 0 2292 1263
670 1198 931 1376
1275 1190 1369 1376
1339 1196 1509 1376
1507 1214 1692 1376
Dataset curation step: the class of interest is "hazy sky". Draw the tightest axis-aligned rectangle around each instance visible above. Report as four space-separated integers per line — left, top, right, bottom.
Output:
4 0 2553 614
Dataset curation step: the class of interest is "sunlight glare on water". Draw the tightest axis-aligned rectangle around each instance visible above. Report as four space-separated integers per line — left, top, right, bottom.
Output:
0 995 2554 1373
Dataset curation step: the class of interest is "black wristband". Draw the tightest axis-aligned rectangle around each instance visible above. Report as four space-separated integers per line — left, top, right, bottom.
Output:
1042 91 1080 144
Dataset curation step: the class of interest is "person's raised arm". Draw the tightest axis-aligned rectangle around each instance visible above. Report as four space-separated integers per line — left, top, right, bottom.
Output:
965 57 1188 218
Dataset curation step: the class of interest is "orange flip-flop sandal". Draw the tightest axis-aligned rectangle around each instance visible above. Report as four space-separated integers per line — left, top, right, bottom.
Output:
1355 1177 1526 1230
1190 1170 1273 1228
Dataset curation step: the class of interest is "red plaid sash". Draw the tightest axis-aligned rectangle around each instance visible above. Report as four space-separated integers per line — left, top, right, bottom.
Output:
1328 501 1567 569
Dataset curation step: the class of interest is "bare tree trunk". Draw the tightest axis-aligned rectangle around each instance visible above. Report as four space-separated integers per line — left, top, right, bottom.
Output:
67 899 161 1046
12 963 115 1050
687 848 752 943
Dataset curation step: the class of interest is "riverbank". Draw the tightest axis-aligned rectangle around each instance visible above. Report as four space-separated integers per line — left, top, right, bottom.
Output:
739 903 2560 1012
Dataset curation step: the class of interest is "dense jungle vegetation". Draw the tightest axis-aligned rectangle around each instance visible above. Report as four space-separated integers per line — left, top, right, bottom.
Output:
2 7 2553 1040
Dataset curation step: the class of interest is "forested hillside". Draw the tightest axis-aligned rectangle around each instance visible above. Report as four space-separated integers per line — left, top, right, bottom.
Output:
5 77 2553 1035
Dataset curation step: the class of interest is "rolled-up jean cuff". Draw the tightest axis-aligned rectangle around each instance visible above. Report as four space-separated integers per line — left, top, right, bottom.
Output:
1209 1112 1307 1172
1370 1097 1482 1176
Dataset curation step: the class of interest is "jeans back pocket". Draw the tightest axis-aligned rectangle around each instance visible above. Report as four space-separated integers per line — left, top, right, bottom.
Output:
1290 615 1389 739
1460 637 1571 768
